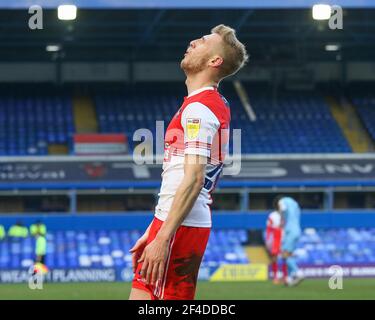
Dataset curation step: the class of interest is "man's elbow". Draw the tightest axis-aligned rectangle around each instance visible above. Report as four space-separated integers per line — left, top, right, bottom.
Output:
192 174 205 192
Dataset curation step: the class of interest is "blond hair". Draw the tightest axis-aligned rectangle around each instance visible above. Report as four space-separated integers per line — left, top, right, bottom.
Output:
211 24 249 79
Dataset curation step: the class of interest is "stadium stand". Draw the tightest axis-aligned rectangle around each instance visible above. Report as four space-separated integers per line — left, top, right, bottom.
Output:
2 227 375 270
351 90 375 143
95 83 352 154
0 229 249 269
238 86 352 153
94 83 186 152
296 228 375 265
0 87 74 156
0 83 358 156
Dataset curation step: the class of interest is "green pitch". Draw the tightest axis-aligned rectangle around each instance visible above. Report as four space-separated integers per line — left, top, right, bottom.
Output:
1 279 375 300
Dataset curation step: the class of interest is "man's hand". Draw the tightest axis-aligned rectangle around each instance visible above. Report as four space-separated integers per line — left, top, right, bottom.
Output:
265 240 272 253
129 232 148 273
138 237 169 286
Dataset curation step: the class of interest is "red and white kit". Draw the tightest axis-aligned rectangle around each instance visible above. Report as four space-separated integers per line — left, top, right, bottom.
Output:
266 211 283 256
132 86 230 300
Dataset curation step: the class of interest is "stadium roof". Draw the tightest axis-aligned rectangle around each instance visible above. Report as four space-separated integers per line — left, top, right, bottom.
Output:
2 0 375 9
0 9 374 63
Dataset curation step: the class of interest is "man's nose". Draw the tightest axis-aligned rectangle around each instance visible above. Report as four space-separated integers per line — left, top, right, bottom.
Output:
190 40 196 48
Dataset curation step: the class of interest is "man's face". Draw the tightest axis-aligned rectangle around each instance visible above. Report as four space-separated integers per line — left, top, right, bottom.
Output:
180 33 222 74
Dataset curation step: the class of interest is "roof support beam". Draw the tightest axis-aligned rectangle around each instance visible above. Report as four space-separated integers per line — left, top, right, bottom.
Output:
235 10 254 32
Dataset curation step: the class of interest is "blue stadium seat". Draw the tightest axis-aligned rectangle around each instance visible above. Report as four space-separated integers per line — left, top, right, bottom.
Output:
0 89 74 155
0 228 249 269
295 228 375 266
0 84 355 155
351 91 375 143
228 87 352 154
1 227 375 270
94 84 351 154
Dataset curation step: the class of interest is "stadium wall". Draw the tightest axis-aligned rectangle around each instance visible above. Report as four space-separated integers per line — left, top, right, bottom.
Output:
1 211 374 231
1 62 375 82
2 209 375 283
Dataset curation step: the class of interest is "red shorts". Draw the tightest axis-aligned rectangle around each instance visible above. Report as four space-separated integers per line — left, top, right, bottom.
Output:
132 217 210 300
270 233 282 256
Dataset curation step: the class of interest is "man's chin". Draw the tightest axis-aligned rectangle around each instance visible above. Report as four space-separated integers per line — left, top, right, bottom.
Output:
180 59 204 74
180 58 187 69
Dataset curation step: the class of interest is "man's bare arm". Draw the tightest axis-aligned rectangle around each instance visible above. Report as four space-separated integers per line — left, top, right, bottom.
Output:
138 154 207 284
155 154 207 242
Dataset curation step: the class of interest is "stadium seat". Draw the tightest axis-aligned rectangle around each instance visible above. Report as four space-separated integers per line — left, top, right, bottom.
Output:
350 90 375 144
0 87 74 155
0 228 249 269
295 228 375 265
0 83 354 155
226 85 352 154
95 83 351 154
3 227 375 270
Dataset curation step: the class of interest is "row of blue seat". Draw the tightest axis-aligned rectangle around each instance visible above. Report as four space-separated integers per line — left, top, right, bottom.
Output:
2 228 374 269
2 85 374 155
0 94 74 155
0 229 249 269
353 95 375 142
95 86 353 154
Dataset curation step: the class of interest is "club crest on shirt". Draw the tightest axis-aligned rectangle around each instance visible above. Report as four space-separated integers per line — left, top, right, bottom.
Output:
186 118 201 139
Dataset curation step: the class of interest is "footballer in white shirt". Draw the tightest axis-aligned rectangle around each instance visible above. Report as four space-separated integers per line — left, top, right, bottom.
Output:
129 24 248 300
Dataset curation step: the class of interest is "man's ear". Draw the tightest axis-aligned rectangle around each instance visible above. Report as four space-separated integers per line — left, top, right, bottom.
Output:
210 55 223 68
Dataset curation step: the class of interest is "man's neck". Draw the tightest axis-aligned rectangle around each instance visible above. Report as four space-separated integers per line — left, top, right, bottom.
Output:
185 74 218 96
